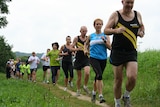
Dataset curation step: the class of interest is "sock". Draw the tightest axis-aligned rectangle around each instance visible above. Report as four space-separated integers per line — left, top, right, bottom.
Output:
114 98 121 106
77 89 80 92
92 90 96 95
83 85 87 89
99 94 103 98
123 90 130 97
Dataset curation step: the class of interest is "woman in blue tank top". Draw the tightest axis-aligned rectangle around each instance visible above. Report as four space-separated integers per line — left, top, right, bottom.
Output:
84 18 111 103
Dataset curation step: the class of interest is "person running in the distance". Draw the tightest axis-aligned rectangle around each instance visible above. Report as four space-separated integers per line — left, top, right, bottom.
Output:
6 61 11 79
25 59 31 81
41 49 51 84
47 42 61 85
28 52 40 82
59 36 82 91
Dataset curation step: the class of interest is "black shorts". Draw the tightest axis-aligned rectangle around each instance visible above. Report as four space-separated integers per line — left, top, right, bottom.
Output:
74 58 90 70
43 66 50 71
30 68 37 74
110 49 137 66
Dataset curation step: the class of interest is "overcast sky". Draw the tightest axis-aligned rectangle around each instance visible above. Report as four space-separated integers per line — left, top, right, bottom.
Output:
0 0 160 53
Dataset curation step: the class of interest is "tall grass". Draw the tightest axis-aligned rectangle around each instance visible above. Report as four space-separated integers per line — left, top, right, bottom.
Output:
0 75 70 107
0 50 160 107
132 50 160 107
57 50 160 107
0 74 100 107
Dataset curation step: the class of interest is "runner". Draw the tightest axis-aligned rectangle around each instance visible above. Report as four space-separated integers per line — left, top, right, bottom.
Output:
41 49 51 84
72 26 90 96
47 42 60 85
84 18 111 103
104 0 145 106
28 52 40 82
59 36 82 91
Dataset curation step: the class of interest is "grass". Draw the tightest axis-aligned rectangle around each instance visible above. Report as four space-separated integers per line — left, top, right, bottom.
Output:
0 50 160 107
0 74 101 107
0 76 70 107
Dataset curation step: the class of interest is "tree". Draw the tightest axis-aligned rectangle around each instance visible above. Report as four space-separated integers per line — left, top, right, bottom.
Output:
0 0 13 72
0 0 12 28
0 36 15 72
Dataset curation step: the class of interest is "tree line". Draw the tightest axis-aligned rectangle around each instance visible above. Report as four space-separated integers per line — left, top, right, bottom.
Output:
0 0 14 72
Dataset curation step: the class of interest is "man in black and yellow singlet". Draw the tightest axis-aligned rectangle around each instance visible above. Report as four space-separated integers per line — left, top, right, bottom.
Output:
72 26 90 96
104 0 145 107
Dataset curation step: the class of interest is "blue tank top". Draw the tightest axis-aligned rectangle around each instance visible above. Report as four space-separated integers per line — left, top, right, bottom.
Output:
90 33 107 60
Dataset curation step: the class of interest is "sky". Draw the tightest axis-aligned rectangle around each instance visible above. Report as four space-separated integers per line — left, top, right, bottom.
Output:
0 0 160 53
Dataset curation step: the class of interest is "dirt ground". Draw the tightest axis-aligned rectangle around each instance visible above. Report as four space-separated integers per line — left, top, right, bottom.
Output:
57 85 110 107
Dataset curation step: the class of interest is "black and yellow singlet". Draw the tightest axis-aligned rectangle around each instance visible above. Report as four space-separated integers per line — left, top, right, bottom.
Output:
74 36 89 70
110 11 140 66
75 36 88 60
112 11 140 51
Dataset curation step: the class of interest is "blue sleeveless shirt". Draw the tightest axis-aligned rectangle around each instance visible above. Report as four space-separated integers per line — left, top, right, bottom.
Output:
90 33 108 60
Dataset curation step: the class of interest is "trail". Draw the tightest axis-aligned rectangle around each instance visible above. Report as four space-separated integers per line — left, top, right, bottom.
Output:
56 84 110 107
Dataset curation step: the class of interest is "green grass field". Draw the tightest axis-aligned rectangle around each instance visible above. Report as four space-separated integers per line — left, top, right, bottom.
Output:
0 50 160 107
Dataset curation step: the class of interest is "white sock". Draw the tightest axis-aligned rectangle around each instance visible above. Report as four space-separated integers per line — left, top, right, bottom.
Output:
92 90 96 95
77 89 80 92
99 94 103 98
114 98 121 106
124 90 130 97
83 85 87 89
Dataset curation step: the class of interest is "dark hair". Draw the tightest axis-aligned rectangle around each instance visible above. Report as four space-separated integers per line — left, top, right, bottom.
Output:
52 42 59 49
93 18 103 26
66 35 70 38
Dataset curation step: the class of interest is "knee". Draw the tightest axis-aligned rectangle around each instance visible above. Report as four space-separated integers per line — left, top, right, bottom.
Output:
128 75 137 83
115 77 123 88
32 72 36 75
85 71 90 76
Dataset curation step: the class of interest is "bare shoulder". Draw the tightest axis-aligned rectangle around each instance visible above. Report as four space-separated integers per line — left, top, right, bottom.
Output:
86 35 90 42
136 11 143 25
108 11 119 27
60 45 65 49
111 11 118 17
72 36 78 46
73 36 78 41
86 35 90 39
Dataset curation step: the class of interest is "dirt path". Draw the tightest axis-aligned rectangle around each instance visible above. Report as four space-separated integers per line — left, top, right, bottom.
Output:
57 84 110 107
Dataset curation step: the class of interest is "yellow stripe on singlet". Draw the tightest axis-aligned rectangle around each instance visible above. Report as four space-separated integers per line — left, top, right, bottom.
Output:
77 42 90 57
77 42 84 50
116 22 137 49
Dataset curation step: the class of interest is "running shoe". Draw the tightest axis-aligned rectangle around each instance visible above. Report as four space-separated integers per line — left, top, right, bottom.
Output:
91 93 96 103
122 96 131 107
115 104 121 107
99 96 106 103
83 87 91 95
64 87 67 91
76 90 80 96
53 83 56 86
33 80 36 83
46 80 49 84
69 81 73 87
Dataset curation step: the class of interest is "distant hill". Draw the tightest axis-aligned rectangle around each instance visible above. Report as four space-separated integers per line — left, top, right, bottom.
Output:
14 51 43 58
